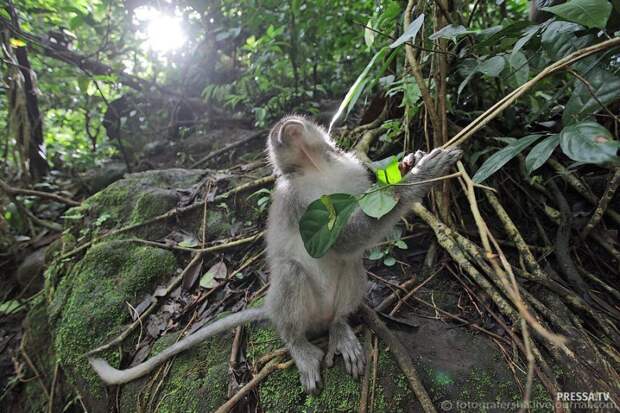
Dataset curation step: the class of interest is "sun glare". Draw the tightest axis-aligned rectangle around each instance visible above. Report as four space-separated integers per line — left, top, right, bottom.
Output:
135 7 186 53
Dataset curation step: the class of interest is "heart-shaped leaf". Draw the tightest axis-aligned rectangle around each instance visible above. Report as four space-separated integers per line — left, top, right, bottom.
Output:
559 122 620 164
299 193 358 258
542 0 612 29
359 187 399 219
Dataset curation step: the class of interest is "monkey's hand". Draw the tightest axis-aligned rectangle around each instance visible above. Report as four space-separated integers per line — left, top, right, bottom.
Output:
402 148 462 194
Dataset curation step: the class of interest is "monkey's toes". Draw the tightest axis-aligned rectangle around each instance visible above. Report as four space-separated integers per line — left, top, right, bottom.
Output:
300 367 322 394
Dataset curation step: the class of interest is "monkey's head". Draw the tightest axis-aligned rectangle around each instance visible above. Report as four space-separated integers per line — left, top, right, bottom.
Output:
267 115 338 175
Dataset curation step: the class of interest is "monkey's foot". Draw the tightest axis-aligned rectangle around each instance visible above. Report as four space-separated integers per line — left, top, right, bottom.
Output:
325 321 366 379
290 342 324 394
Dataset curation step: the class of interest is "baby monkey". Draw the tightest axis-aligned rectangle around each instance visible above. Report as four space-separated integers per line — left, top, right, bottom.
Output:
89 115 461 394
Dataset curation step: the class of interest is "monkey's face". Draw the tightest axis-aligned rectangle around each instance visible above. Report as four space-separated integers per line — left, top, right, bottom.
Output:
268 115 337 175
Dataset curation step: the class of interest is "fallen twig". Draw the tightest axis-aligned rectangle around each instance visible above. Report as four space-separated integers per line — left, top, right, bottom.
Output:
214 356 294 413
360 304 437 413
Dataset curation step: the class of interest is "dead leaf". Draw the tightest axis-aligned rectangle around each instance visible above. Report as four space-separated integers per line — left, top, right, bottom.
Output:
200 261 227 289
182 257 204 290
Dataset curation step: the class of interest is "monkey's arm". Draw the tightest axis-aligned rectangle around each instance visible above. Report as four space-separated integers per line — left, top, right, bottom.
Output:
333 148 461 254
89 307 266 385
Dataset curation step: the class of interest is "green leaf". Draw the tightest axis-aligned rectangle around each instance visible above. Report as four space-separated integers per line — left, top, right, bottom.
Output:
367 248 384 260
78 77 91 93
429 24 473 43
478 56 506 77
199 261 227 289
0 300 24 315
364 19 375 47
525 134 560 175
9 38 26 48
321 195 337 230
511 26 539 57
509 50 529 85
394 240 408 250
559 122 620 164
375 157 402 185
542 0 612 29
383 256 396 266
359 188 398 219
329 47 388 131
390 14 424 48
473 135 544 183
563 68 620 125
299 194 358 258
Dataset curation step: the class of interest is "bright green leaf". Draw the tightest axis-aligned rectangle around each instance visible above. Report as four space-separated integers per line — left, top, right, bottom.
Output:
473 135 544 183
375 157 402 185
559 122 620 164
299 194 358 258
525 134 560 175
9 38 26 48
542 0 612 29
321 195 337 230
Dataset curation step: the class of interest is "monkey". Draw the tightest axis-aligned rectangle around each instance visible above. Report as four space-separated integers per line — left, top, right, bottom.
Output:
89 115 462 394
46 27 76 50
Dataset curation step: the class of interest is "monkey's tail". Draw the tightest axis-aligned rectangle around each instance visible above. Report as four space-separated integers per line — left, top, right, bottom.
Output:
89 307 267 385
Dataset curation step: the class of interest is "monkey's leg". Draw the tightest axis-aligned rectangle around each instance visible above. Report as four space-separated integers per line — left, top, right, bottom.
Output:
285 332 324 394
324 320 366 379
268 261 325 394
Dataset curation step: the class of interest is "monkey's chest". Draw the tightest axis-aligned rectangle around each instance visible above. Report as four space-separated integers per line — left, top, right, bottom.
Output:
308 258 366 327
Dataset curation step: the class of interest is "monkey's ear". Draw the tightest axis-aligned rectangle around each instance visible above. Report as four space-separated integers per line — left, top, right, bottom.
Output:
278 119 306 144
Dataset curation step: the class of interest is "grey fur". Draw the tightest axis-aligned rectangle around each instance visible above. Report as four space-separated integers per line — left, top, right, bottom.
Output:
88 115 461 394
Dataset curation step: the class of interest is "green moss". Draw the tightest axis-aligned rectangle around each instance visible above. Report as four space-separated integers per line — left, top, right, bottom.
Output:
129 188 178 226
303 363 361 412
372 347 414 413
259 365 306 412
146 333 231 413
51 241 176 398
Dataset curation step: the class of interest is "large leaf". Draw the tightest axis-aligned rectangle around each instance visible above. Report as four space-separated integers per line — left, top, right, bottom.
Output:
508 50 529 85
511 26 539 59
329 47 388 131
299 194 358 258
478 56 506 77
429 25 474 43
542 0 612 29
559 122 620 164
359 187 399 219
563 68 620 125
541 21 583 60
525 134 560 175
390 14 424 48
473 135 544 183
